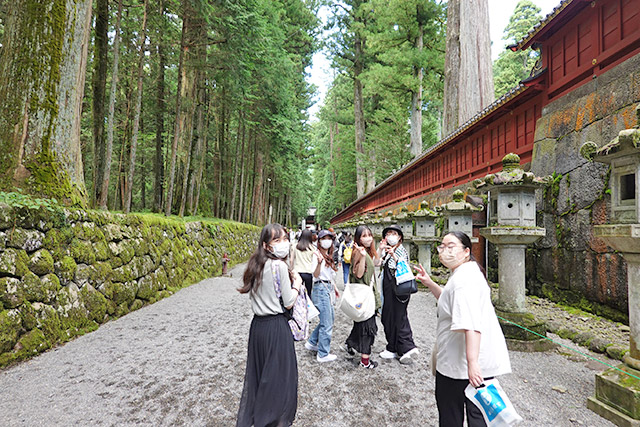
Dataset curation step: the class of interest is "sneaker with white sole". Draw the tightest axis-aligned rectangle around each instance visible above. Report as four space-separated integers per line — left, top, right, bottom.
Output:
379 349 398 359
317 353 337 363
305 341 318 352
360 360 378 369
399 348 419 364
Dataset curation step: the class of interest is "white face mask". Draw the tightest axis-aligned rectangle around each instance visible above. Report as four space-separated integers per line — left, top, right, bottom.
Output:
439 250 465 270
360 236 373 247
270 241 290 259
320 239 333 249
386 235 399 246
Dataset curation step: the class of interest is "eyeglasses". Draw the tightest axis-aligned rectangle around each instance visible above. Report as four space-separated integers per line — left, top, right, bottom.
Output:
436 243 463 253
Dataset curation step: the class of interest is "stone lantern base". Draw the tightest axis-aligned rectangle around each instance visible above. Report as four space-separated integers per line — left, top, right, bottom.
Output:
589 224 640 426
495 309 556 352
480 226 549 351
587 364 640 427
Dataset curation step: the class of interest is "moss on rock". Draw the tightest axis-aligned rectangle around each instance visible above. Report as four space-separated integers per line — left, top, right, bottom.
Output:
93 240 110 262
0 206 260 365
0 248 30 277
79 285 108 323
6 228 45 251
29 249 54 275
15 328 50 358
55 256 77 284
69 238 95 265
0 277 22 309
0 309 21 353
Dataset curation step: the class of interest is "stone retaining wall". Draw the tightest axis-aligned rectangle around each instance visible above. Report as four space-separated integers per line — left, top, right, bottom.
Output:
528 53 640 321
0 203 259 367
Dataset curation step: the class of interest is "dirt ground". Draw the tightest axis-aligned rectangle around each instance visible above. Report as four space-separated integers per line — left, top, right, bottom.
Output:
0 262 617 426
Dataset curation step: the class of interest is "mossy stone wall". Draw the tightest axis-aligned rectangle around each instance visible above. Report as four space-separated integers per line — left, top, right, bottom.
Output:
528 52 640 319
0 203 259 367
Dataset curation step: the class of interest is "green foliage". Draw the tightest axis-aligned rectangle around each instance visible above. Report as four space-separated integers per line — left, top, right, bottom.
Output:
313 0 445 222
0 190 61 212
493 1 542 98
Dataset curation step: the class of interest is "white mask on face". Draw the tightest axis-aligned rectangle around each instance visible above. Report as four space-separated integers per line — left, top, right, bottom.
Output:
270 241 290 259
360 236 373 247
439 250 466 270
386 235 399 246
320 239 333 249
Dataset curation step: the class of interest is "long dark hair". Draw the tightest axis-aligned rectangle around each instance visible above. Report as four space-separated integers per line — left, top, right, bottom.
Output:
354 225 377 259
239 224 290 294
445 231 486 276
296 228 313 251
319 236 338 271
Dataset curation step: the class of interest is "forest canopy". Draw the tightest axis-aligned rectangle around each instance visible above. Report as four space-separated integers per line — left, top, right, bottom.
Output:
0 0 541 229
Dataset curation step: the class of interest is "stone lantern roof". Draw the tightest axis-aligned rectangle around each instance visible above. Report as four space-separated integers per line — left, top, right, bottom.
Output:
474 153 549 190
412 200 438 218
436 190 483 213
393 206 412 220
581 104 640 162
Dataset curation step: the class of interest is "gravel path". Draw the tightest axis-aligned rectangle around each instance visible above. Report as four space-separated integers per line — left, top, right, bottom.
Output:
0 262 618 426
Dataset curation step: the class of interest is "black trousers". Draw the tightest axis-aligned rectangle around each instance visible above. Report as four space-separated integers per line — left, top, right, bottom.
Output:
435 371 488 427
299 272 313 296
381 266 416 356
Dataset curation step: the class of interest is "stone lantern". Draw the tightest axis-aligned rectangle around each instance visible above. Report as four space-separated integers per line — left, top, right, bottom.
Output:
437 190 482 243
581 104 640 426
413 201 440 273
475 153 549 351
394 207 414 255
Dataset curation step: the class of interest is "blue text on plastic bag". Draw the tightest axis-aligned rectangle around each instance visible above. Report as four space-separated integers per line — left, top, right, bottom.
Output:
473 384 507 422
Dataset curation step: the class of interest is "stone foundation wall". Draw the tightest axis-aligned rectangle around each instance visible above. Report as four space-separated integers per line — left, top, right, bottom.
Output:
0 202 259 367
528 53 640 321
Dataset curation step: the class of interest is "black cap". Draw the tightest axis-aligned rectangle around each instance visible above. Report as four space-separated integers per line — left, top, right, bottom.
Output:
318 229 334 240
382 224 403 240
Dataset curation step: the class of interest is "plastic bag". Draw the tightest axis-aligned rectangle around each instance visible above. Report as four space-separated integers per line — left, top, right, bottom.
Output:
394 259 415 283
307 298 320 320
465 379 523 426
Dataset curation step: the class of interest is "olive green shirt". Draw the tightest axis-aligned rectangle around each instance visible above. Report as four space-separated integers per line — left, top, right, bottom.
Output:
349 253 381 310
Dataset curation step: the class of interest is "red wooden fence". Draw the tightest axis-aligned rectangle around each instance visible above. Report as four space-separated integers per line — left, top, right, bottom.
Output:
331 0 640 225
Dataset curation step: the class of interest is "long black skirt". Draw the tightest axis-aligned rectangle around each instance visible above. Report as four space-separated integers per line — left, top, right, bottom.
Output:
345 315 378 355
237 314 298 427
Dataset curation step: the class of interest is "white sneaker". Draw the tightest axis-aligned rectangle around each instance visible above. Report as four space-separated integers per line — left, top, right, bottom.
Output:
305 341 318 352
399 348 419 364
379 349 398 359
317 353 337 363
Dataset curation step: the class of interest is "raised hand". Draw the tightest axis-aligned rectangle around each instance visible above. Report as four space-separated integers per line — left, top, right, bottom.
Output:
414 264 435 287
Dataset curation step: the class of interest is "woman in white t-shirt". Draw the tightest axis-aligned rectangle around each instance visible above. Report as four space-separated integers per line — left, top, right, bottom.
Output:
415 231 511 427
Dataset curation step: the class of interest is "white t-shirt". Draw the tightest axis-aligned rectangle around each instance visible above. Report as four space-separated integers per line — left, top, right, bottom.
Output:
315 258 336 283
436 261 511 380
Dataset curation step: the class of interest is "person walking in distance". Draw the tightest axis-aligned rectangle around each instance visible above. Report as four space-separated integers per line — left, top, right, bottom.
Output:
414 231 511 427
236 223 303 427
304 230 340 362
343 225 381 368
339 232 354 285
379 224 419 364
291 228 316 296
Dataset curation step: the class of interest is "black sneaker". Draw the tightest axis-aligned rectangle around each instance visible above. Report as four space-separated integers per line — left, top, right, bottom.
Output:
341 343 356 356
360 360 378 369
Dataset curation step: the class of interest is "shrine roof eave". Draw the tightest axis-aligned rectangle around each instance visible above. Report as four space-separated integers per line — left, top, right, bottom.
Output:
514 0 591 51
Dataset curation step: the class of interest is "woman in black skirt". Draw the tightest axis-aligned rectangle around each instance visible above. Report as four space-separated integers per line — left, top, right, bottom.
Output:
237 224 303 427
343 225 381 369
